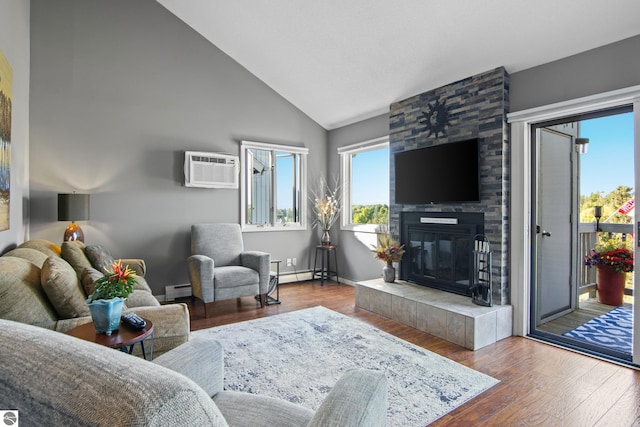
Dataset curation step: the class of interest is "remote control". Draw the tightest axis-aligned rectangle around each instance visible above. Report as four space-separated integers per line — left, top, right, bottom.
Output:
121 313 146 330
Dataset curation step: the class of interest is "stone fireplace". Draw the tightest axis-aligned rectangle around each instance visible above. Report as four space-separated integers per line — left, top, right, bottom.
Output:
355 68 512 349
389 67 510 305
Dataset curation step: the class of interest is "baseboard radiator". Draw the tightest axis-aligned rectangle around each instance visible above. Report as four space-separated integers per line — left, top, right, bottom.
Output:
165 284 192 301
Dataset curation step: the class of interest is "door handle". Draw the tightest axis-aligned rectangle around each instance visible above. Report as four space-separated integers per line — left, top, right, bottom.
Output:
541 230 552 237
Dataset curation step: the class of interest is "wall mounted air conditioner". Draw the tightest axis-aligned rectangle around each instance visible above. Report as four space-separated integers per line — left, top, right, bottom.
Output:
184 151 239 189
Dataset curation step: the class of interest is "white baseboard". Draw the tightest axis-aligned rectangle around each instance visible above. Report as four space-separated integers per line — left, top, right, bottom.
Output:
155 273 353 302
279 272 354 286
278 271 312 283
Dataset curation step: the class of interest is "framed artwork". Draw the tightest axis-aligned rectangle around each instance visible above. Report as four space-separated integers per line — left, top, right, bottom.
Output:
0 50 11 231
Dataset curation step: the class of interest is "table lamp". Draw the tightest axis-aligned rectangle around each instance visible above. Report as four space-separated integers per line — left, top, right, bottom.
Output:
58 193 90 242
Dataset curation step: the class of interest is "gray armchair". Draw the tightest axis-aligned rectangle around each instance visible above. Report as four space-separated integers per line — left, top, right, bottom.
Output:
188 223 270 317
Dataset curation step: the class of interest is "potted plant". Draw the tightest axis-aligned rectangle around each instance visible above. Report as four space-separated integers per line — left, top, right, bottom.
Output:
584 237 633 306
372 233 405 283
86 260 137 334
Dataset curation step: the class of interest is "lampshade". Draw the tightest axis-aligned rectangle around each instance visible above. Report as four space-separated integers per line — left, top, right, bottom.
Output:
58 193 90 221
58 193 90 242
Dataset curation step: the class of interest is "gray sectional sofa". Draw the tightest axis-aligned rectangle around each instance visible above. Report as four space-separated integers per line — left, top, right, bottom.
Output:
0 319 388 426
0 239 190 356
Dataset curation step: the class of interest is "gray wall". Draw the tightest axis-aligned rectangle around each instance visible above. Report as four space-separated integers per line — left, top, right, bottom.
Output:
23 1 640 291
328 113 389 282
330 34 640 284
510 35 640 112
0 2 30 252
29 0 327 294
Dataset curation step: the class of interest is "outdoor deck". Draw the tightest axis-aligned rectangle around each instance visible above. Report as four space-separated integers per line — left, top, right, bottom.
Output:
550 222 635 337
537 299 624 335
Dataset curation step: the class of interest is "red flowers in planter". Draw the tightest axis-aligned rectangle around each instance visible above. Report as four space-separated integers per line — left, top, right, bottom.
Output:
584 242 634 273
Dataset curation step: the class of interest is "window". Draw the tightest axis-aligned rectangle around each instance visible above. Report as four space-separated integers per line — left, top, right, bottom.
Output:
240 141 308 231
339 137 389 231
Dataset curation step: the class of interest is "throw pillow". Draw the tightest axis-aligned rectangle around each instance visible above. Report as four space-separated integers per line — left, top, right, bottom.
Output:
61 240 93 277
0 256 58 327
41 256 91 319
2 247 49 268
80 267 104 297
16 239 61 258
85 245 115 274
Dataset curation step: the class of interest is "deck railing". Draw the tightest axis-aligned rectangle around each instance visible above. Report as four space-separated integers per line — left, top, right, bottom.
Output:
578 222 634 297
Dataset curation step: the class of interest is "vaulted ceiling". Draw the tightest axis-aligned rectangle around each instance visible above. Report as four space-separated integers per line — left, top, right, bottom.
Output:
156 0 640 130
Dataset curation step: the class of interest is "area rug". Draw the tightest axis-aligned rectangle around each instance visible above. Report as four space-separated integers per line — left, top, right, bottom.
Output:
563 306 633 353
192 306 499 426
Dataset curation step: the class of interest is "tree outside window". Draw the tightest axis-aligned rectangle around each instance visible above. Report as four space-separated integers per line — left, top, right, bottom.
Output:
339 137 389 230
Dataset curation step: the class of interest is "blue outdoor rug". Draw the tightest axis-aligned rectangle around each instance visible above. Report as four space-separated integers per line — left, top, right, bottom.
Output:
564 306 633 353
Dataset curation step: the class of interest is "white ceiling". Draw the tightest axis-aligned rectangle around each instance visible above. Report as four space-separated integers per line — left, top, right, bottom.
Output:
156 0 640 130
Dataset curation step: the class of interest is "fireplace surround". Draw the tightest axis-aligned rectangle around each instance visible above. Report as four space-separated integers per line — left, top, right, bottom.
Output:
389 67 509 305
354 67 512 350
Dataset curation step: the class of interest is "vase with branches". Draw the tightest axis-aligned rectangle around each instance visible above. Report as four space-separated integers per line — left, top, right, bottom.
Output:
311 176 341 245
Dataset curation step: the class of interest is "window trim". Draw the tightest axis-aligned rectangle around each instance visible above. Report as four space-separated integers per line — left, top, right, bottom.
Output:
338 136 389 232
240 140 309 232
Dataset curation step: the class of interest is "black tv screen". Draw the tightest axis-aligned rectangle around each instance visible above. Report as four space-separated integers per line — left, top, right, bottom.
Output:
395 138 480 203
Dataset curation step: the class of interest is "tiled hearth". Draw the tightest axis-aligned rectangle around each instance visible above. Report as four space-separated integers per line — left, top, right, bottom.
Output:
355 279 512 350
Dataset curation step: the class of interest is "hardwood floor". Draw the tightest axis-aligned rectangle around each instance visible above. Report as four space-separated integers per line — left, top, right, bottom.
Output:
184 281 640 426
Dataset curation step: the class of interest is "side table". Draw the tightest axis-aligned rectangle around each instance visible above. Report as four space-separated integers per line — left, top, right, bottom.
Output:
267 259 282 305
312 244 339 286
255 260 282 305
66 318 154 360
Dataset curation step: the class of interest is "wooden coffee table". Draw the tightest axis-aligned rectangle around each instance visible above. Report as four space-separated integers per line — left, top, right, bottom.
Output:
66 318 154 360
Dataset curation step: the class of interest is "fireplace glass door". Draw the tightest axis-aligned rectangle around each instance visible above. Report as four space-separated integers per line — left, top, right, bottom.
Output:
407 224 476 295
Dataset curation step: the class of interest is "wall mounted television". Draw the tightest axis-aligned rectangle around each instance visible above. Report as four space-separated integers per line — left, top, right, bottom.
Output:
394 138 480 203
